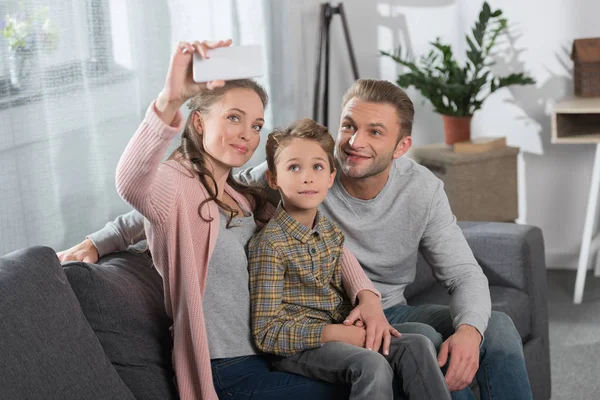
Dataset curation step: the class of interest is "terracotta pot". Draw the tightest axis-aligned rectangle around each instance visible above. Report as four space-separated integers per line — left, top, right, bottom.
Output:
441 115 472 145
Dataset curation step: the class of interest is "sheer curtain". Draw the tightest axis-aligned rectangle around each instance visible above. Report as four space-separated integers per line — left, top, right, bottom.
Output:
0 0 276 256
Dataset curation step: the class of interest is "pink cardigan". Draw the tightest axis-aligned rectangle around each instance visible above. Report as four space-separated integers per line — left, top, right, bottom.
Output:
116 103 379 400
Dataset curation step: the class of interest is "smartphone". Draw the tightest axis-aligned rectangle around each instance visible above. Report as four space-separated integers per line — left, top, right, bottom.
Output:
192 45 264 83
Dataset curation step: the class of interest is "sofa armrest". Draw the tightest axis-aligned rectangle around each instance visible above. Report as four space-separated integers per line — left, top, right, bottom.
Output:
457 221 549 340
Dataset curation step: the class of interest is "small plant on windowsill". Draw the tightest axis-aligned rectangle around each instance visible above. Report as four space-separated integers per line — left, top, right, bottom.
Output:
380 2 535 145
2 5 58 90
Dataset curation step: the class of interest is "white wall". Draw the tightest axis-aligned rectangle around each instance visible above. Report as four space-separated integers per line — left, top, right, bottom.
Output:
282 0 600 269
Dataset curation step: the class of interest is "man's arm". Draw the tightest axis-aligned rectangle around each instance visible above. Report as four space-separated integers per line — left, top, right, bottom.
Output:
87 209 146 258
421 181 491 337
57 210 146 263
422 181 490 391
235 162 281 205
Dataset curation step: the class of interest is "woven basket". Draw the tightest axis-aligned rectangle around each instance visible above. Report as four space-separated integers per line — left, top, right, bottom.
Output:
410 145 519 222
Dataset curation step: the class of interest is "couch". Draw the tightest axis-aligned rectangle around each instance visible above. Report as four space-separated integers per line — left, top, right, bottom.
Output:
0 221 550 400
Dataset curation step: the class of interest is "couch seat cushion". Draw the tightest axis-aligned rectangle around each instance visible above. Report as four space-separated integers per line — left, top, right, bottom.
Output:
407 283 531 341
0 246 135 400
63 249 178 400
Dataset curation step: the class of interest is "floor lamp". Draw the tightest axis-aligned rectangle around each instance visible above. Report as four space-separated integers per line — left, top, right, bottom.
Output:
312 2 360 128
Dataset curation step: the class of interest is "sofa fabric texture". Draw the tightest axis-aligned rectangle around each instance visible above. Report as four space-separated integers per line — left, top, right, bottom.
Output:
63 250 178 400
0 246 136 400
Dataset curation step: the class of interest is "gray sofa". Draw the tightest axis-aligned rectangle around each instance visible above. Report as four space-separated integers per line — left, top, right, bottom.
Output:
0 221 550 399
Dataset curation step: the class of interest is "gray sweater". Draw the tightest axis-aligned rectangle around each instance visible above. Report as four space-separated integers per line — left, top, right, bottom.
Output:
89 157 491 335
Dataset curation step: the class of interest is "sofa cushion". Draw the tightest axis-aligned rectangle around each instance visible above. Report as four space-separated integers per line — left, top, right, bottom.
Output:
0 246 135 400
407 283 532 341
63 250 178 400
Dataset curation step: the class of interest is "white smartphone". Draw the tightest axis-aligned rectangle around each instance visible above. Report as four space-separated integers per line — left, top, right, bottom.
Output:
192 45 264 83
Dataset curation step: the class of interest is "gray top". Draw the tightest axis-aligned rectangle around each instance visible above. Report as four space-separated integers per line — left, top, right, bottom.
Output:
88 156 491 336
203 209 258 359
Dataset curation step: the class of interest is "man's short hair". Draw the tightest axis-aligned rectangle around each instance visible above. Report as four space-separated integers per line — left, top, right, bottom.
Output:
342 79 414 137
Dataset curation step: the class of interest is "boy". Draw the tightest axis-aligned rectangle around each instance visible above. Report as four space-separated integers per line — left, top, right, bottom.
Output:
248 118 451 399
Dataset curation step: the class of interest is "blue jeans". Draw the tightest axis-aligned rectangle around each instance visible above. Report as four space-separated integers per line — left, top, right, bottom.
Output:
210 355 349 399
385 304 533 400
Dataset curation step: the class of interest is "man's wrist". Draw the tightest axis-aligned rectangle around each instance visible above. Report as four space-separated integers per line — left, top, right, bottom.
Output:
82 238 100 257
457 324 483 344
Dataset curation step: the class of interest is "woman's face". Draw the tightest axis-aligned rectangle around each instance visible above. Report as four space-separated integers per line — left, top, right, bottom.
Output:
199 88 265 171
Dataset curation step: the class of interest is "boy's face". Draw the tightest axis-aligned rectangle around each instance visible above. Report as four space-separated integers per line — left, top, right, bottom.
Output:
267 138 336 211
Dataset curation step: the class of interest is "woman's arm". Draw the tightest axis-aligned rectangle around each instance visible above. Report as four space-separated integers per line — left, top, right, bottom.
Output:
340 246 401 355
116 39 233 224
115 103 184 225
340 246 381 304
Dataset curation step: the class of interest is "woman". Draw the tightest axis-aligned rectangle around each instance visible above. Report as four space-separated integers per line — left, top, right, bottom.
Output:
108 39 397 400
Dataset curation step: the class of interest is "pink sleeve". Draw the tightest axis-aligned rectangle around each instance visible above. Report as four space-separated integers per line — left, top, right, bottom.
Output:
340 246 381 305
115 102 184 225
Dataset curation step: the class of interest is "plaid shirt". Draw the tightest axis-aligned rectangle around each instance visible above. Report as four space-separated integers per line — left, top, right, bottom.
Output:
248 203 353 356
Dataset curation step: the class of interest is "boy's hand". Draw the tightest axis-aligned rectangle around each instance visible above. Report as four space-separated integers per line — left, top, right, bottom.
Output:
344 290 401 355
321 324 366 348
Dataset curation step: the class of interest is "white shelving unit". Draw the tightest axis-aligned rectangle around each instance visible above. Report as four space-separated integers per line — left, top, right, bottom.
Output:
552 96 600 304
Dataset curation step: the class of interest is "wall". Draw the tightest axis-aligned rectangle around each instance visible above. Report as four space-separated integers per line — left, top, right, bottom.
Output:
282 0 600 269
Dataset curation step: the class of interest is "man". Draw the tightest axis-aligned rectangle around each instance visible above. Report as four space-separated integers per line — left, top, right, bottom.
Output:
59 79 532 399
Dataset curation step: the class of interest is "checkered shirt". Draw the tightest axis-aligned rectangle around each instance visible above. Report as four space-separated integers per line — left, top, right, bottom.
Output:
248 203 353 356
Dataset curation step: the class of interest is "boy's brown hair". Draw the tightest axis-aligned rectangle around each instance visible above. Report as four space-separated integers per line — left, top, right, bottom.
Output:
266 118 335 174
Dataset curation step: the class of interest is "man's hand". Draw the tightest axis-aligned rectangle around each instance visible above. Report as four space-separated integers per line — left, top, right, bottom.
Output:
56 239 99 263
343 290 401 355
438 324 482 391
321 324 366 348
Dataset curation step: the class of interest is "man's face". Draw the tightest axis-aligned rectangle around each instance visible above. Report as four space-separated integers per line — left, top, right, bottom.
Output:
335 98 411 180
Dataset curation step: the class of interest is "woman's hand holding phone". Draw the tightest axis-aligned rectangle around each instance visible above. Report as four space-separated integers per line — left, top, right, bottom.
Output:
155 39 232 125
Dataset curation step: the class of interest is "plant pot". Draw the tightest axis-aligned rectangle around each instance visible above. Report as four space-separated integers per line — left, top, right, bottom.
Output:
441 115 472 145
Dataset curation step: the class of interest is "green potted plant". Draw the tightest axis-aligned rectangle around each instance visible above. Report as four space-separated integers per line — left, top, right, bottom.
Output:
381 2 535 145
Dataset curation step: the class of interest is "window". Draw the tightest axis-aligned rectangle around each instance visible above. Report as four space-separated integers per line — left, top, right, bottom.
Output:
0 0 134 109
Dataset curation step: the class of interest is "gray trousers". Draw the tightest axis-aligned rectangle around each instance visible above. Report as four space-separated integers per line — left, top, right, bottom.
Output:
274 334 451 400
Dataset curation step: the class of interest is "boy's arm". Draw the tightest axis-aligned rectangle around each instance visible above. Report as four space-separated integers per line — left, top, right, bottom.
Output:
248 239 327 356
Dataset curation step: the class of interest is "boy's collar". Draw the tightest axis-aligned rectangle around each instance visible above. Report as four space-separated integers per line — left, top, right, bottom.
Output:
274 202 325 244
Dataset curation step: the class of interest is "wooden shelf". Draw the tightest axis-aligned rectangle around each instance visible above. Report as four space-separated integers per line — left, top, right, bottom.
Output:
552 96 600 143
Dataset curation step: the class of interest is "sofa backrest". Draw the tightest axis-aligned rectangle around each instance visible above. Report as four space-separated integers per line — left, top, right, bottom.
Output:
63 249 179 400
0 246 136 400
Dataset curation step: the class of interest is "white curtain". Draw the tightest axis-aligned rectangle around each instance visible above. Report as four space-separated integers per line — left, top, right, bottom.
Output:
0 0 277 256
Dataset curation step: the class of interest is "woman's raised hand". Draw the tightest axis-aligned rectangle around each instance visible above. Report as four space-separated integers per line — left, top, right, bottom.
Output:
155 39 232 121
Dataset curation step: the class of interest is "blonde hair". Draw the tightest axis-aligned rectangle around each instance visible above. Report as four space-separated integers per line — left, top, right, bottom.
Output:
342 79 414 137
266 118 335 174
